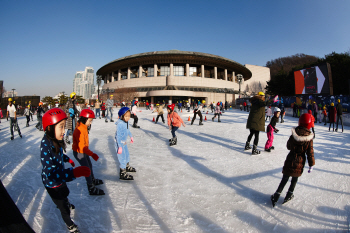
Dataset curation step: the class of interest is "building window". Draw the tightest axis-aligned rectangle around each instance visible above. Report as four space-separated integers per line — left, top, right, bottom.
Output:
189 67 198 77
173 66 184 76
147 67 154 77
160 66 170 76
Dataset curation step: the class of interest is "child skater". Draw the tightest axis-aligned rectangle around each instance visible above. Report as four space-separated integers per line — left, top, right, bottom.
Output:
191 101 204 125
152 103 165 124
265 107 280 152
322 106 327 125
308 110 316 138
24 105 33 127
115 107 136 180
131 100 142 128
265 106 272 121
270 113 315 207
41 108 91 232
212 102 221 122
167 104 185 146
72 109 104 195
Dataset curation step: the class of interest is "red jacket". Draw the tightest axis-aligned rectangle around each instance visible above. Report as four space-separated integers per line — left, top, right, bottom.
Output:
329 106 337 123
167 112 184 127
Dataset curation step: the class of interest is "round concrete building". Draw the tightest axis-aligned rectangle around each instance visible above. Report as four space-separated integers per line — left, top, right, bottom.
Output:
97 50 270 105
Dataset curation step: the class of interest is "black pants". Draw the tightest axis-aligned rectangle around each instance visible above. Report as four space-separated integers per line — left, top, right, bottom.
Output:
29 112 33 121
131 114 138 125
336 115 343 131
26 116 30 126
265 116 271 121
192 111 203 122
247 129 259 146
329 122 335 131
276 175 298 194
45 183 74 226
156 114 164 123
313 112 317 123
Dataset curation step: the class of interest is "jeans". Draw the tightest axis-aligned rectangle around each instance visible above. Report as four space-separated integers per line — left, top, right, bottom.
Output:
95 108 100 118
36 116 43 130
276 175 298 194
106 107 113 120
247 129 259 146
336 115 343 130
73 151 94 184
9 117 21 137
171 126 179 138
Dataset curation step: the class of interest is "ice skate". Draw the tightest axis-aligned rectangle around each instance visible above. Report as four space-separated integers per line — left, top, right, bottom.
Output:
212 117 214 122
67 223 80 233
92 178 104 185
87 184 105 195
126 162 136 172
199 121 203 125
271 192 280 207
270 146 275 150
120 168 134 180
282 191 294 204
105 119 108 123
169 137 177 146
110 119 114 122
132 124 140 128
244 142 252 150
265 148 271 152
252 145 260 155
11 136 14 140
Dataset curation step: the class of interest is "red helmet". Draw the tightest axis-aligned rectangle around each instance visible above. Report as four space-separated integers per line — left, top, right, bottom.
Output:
42 108 68 131
167 104 174 111
134 101 138 104
217 102 220 106
299 113 312 130
80 109 95 118
308 110 312 114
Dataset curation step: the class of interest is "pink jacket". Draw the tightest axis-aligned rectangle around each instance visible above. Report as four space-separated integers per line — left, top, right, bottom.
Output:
167 112 184 127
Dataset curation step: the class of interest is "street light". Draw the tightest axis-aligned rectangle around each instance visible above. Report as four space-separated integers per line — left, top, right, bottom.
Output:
12 88 16 98
237 74 243 98
96 75 102 100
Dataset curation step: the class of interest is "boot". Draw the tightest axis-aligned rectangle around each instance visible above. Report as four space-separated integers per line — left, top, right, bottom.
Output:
252 145 261 155
270 146 275 150
92 178 104 185
212 117 214 122
265 148 271 152
191 119 194 125
218 115 221 122
105 119 108 123
199 121 203 125
244 142 252 150
132 124 140 128
110 119 114 122
87 184 105 195
271 192 280 207
282 191 294 204
120 168 134 180
67 222 80 233
170 137 177 146
126 162 136 172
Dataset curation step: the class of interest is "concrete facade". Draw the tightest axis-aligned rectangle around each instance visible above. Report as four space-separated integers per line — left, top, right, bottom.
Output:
97 50 270 105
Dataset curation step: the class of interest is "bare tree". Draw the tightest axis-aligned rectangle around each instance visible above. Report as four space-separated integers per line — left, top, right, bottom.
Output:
249 81 266 95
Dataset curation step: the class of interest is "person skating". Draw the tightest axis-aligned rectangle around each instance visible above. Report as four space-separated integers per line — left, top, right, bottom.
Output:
101 102 106 118
322 106 327 125
28 100 34 121
240 102 243 111
335 99 344 132
328 103 337 131
167 104 185 146
265 107 280 152
65 92 79 144
94 99 101 119
36 102 45 131
212 102 221 122
280 104 285 123
243 101 247 111
146 100 150 110
131 100 142 128
245 92 278 155
191 100 204 125
24 105 33 127
115 107 136 180
270 113 315 207
312 101 318 123
153 103 165 123
105 95 114 123
7 98 22 140
72 109 104 195
308 110 316 138
187 101 191 112
41 108 91 232
265 106 272 121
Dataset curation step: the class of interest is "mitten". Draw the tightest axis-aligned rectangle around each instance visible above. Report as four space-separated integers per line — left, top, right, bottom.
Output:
73 166 91 178
117 147 122 154
91 153 99 161
130 137 134 143
274 129 279 133
68 159 75 167
69 108 75 117
273 95 279 103
308 166 313 173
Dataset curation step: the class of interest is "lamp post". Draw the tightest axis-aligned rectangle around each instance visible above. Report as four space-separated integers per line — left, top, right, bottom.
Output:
12 88 16 98
237 74 243 98
97 75 102 100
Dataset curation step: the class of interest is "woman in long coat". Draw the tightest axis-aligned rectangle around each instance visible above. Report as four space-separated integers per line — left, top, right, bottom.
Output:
245 92 276 154
328 102 337 131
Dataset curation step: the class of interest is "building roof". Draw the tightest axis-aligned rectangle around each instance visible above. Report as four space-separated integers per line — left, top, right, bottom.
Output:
97 50 252 80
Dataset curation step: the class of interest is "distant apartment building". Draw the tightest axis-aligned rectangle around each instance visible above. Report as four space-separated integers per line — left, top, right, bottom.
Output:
73 67 95 99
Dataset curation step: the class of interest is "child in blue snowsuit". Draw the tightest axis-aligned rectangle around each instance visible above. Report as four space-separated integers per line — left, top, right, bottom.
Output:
115 107 136 180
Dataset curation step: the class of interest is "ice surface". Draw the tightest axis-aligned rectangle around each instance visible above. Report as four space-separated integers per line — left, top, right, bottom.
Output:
1 109 349 233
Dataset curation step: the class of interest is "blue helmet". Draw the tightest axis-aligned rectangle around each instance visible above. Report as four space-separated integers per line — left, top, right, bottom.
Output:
118 107 130 117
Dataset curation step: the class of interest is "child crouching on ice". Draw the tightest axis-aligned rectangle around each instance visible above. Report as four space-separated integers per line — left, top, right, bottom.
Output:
265 107 280 152
115 107 136 180
41 108 91 233
72 109 104 195
167 104 185 146
270 113 315 207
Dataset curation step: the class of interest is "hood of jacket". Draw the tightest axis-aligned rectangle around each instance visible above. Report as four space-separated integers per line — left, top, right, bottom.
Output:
291 126 313 142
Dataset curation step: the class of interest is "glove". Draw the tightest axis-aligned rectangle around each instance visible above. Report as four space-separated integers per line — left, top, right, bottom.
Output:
273 95 279 103
73 166 91 178
68 159 75 167
91 153 99 161
69 108 75 117
117 147 122 154
274 129 279 133
130 137 134 143
308 166 313 173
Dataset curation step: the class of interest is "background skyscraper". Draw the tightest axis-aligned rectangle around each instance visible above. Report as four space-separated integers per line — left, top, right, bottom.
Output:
73 67 95 100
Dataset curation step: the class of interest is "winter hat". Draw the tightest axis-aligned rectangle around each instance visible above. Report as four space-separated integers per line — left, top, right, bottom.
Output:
299 113 312 130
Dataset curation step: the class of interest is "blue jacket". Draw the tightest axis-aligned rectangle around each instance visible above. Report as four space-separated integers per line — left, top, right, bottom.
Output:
115 119 133 149
40 134 75 188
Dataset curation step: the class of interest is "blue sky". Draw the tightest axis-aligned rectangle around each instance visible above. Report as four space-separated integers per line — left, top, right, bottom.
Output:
1 0 349 98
